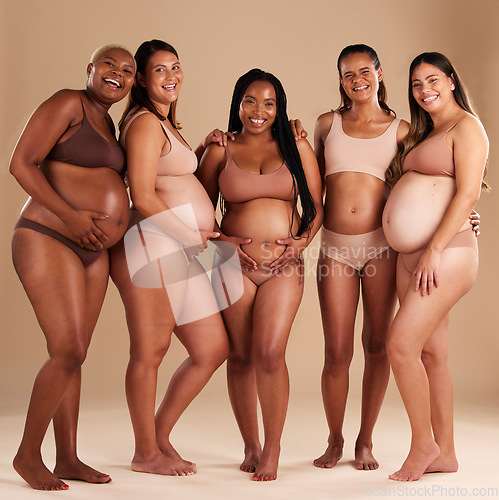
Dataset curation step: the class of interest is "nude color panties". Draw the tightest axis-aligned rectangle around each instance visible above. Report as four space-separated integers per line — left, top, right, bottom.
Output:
320 226 391 271
399 228 478 274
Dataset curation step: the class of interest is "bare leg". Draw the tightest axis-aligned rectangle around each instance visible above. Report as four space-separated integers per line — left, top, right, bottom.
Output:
155 307 229 464
12 230 93 490
355 249 397 470
421 316 458 474
387 247 478 481
314 253 359 468
110 241 195 476
53 253 111 483
251 264 303 481
222 275 260 472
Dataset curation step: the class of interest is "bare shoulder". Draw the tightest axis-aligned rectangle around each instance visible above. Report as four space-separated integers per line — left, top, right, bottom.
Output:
126 110 163 137
203 142 226 162
316 110 334 127
315 111 334 139
453 114 489 147
396 118 410 143
38 89 83 118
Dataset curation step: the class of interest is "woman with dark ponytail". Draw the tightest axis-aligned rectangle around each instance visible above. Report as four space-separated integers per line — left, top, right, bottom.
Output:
197 68 323 481
110 39 230 477
301 44 411 471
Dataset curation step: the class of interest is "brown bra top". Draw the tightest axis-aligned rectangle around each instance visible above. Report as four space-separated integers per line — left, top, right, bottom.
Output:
46 97 125 175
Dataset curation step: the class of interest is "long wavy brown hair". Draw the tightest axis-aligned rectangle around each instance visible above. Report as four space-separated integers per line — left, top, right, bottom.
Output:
386 52 489 190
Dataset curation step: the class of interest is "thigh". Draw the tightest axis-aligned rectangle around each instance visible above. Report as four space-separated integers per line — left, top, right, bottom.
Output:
110 240 178 353
84 250 110 338
316 252 360 350
390 246 478 353
12 228 89 352
175 259 221 326
220 273 257 358
175 310 228 363
252 263 304 355
360 248 398 340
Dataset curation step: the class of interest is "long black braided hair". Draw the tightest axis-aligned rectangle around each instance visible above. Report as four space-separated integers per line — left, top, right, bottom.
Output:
227 68 317 237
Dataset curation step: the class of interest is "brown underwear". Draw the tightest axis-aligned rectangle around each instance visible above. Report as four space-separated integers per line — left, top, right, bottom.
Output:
14 217 103 267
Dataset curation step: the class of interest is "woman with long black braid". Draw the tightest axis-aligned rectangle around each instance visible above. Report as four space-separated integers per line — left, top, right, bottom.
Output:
197 69 323 481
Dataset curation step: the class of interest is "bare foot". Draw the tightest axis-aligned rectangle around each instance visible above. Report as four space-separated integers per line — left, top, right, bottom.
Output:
240 446 261 473
158 440 196 468
13 453 69 491
425 453 458 474
313 441 343 468
389 443 440 481
54 457 111 483
131 452 196 476
354 442 379 470
252 448 279 482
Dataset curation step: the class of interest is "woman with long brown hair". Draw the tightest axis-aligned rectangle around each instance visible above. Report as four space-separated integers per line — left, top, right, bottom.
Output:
110 39 229 477
383 52 488 481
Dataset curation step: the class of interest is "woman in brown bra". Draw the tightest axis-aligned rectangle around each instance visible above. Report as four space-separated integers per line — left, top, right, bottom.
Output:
383 52 488 481
197 69 323 481
9 45 135 491
109 39 229 477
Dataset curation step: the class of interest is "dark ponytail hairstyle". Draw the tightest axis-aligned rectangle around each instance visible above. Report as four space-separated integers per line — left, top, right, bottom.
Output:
386 51 489 190
120 39 181 129
227 68 317 237
337 44 394 116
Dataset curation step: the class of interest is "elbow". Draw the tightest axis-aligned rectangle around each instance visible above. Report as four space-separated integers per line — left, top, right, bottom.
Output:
130 191 157 217
9 159 22 180
315 201 324 222
458 190 481 210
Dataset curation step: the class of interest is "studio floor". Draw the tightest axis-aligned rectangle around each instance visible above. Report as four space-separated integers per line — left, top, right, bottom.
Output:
1 397 497 500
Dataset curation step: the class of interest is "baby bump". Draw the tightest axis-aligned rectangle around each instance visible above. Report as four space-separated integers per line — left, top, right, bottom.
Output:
155 174 215 233
222 199 295 269
382 172 466 253
23 162 130 248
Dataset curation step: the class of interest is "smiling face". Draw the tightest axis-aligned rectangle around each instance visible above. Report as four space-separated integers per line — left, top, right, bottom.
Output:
86 48 135 104
411 62 455 113
239 80 277 134
138 50 184 111
339 52 382 104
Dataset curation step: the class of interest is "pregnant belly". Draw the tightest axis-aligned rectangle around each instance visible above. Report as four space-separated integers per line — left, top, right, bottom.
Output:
382 171 465 253
155 174 216 233
22 162 130 248
222 199 296 269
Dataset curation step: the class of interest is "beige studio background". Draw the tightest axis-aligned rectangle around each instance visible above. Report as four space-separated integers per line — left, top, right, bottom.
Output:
1 0 498 422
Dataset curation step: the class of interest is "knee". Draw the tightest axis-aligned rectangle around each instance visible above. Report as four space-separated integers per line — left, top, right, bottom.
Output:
193 342 229 371
228 349 254 374
129 342 170 370
254 347 286 374
49 343 88 373
421 347 447 370
362 334 387 360
386 335 410 368
323 344 353 374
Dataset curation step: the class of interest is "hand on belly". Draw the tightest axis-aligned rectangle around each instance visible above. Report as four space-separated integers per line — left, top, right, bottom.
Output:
242 240 286 270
